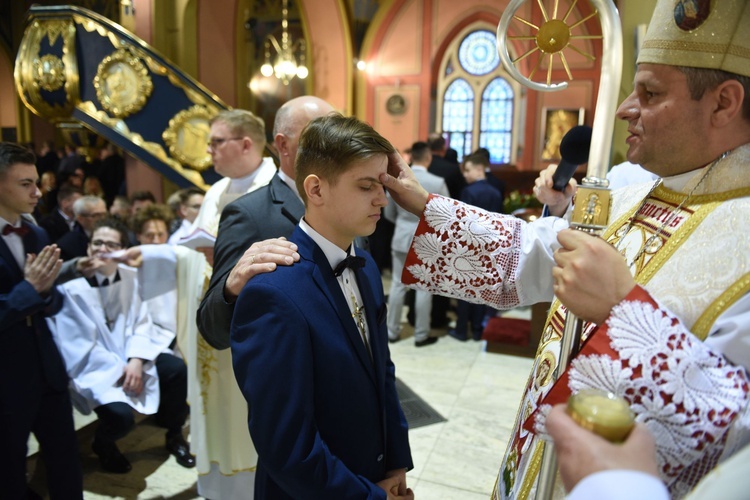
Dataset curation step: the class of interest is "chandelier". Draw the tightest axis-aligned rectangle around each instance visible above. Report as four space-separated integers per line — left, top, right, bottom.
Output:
260 0 308 85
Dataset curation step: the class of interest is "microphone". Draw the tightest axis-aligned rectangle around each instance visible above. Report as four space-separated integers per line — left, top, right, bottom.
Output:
551 125 592 191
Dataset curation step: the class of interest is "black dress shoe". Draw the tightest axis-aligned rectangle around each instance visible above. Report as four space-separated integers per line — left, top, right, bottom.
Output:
414 337 438 347
92 439 132 474
166 433 196 468
388 335 401 344
447 329 468 342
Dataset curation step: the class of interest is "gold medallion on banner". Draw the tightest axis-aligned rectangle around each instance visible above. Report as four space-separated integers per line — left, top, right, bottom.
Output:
94 47 153 118
162 105 217 171
33 54 66 92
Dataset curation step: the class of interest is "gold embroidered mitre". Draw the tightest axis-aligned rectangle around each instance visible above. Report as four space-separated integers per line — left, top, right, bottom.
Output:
637 0 750 78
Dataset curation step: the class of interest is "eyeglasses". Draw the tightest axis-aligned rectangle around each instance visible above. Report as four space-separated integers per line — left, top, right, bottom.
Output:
207 137 244 149
79 212 106 219
90 239 123 250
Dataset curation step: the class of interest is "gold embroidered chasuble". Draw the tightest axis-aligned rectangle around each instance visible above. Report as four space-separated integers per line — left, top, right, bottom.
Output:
402 145 750 499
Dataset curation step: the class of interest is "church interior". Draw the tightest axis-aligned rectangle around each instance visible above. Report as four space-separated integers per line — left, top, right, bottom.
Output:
1 0 660 498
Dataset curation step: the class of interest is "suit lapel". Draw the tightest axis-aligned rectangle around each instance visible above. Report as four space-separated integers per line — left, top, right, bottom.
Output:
293 228 378 386
269 175 304 225
0 220 41 279
0 237 22 279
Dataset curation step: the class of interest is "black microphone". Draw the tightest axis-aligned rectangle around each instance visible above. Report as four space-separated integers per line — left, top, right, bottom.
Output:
551 125 592 191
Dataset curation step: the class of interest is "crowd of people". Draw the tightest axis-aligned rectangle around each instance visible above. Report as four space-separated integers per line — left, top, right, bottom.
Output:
0 139 211 497
1 0 749 498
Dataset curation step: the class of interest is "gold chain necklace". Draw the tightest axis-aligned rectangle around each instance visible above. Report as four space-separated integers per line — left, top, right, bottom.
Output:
617 150 731 267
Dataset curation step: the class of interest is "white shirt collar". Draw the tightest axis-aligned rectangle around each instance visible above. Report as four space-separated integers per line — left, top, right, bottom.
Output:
411 163 428 171
94 269 118 286
277 169 302 201
0 215 25 270
299 218 355 272
225 157 273 194
0 214 21 229
58 208 73 222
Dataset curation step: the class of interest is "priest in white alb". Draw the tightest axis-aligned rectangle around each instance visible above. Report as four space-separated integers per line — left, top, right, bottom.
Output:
131 109 277 498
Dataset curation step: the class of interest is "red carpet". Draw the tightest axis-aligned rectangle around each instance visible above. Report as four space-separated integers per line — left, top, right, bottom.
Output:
482 317 532 346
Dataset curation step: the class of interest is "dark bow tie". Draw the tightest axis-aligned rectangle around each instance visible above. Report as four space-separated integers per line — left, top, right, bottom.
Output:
87 271 120 288
333 255 366 277
2 223 30 237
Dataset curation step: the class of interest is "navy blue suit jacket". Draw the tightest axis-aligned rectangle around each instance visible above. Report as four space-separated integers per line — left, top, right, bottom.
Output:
0 223 68 394
460 179 504 213
231 226 412 499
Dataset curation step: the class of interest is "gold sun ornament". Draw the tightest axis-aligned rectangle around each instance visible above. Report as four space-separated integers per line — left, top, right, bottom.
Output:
497 0 602 90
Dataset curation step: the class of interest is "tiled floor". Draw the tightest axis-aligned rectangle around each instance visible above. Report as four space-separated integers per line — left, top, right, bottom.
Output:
29 293 534 499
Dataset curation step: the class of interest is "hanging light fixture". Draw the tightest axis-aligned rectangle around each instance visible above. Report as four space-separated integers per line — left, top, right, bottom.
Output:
260 0 308 85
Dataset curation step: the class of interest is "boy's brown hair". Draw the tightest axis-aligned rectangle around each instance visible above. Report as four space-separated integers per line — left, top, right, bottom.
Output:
295 113 395 203
462 153 489 171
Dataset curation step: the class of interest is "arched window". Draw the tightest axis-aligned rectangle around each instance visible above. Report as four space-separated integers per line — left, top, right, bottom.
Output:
437 26 520 164
480 78 514 163
442 79 474 159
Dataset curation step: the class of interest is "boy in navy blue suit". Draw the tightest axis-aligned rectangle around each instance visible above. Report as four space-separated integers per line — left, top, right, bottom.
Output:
0 142 83 498
231 114 414 499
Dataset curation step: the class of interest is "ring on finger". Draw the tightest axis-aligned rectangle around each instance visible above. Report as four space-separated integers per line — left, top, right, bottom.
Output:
249 255 255 265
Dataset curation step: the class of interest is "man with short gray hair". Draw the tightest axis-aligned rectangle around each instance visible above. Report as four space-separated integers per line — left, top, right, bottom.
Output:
56 195 106 261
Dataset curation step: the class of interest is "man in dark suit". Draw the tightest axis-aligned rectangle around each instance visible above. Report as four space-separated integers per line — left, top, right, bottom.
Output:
98 143 125 207
56 195 107 261
427 133 465 199
39 183 82 243
231 114 413 499
0 142 83 498
197 95 334 349
36 140 60 175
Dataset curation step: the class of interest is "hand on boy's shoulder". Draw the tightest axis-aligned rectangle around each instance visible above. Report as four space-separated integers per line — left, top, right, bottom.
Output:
225 237 300 301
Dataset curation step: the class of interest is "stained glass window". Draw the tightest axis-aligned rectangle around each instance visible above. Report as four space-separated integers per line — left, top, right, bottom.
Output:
442 78 474 159
458 30 500 76
480 78 514 163
439 27 517 163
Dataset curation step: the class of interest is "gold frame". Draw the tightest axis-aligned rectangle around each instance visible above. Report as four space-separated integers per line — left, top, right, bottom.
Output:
14 18 79 121
93 46 153 118
540 107 585 162
162 105 218 172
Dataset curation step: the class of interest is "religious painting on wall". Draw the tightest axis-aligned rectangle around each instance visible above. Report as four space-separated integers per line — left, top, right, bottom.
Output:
540 107 584 161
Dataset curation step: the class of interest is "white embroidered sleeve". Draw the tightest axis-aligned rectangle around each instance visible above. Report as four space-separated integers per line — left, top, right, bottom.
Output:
566 299 750 497
405 195 567 309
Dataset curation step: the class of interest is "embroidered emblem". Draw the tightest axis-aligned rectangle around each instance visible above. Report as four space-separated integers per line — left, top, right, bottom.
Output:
94 47 153 118
33 54 65 92
162 105 217 171
673 0 712 31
